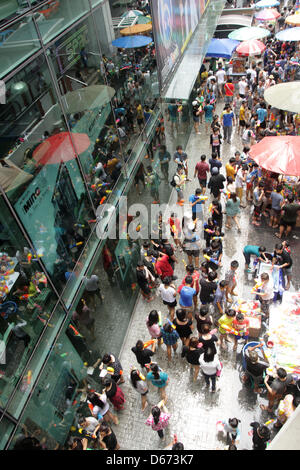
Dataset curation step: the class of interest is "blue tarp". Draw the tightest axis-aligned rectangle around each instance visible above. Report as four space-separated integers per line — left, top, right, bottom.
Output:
111 35 152 49
205 38 240 59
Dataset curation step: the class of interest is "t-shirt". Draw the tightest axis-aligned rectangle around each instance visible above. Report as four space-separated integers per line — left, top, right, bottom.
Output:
158 284 176 303
224 82 234 96
178 285 196 307
131 346 154 367
209 158 222 173
195 161 209 179
251 422 269 450
222 111 234 127
245 354 268 377
225 163 236 179
218 314 234 335
243 245 260 257
282 203 300 224
216 69 226 84
84 275 99 291
232 318 249 336
235 168 245 188
155 255 173 278
238 80 247 95
146 371 168 388
271 375 293 396
257 108 268 123
204 104 214 119
271 191 283 210
199 279 217 303
189 194 204 214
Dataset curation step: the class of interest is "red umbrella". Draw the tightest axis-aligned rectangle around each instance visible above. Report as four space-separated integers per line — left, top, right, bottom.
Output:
236 39 266 56
32 132 91 165
249 136 300 176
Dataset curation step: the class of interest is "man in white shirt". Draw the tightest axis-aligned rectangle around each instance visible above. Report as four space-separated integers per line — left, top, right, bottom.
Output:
216 64 226 99
238 76 247 98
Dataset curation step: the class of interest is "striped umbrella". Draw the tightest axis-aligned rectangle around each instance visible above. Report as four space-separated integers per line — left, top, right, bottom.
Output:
275 27 300 41
255 0 279 7
236 39 266 57
228 26 270 41
255 8 280 21
285 13 300 26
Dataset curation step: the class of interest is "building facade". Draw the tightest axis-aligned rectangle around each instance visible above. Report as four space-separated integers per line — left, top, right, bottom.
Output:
0 0 223 449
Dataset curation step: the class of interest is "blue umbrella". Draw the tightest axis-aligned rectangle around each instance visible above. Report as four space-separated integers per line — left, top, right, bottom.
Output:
111 35 152 48
205 38 240 59
255 0 280 8
275 27 300 41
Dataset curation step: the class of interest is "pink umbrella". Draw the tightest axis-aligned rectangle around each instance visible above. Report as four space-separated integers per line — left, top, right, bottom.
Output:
255 8 280 21
32 132 91 165
249 136 300 176
236 39 266 56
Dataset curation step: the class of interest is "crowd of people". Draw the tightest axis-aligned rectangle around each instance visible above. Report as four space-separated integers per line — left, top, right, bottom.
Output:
13 0 300 452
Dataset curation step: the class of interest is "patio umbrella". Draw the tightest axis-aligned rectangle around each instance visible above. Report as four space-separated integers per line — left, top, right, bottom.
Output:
285 14 300 26
264 81 300 113
275 27 300 41
32 132 91 166
61 85 115 114
249 136 300 176
205 38 239 59
112 35 152 48
120 23 152 36
136 16 152 24
228 26 270 41
236 39 266 56
255 8 280 21
255 0 280 7
121 9 144 18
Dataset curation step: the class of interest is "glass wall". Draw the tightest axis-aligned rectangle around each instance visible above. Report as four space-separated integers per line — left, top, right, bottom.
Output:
0 0 174 450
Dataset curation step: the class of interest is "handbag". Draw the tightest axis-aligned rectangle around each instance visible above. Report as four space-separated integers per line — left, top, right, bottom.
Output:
216 361 223 378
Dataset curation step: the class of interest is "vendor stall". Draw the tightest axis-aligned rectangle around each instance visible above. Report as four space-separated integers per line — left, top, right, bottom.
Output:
266 292 300 376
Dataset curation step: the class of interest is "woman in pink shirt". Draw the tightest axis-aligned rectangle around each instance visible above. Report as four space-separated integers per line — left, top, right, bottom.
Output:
146 401 170 438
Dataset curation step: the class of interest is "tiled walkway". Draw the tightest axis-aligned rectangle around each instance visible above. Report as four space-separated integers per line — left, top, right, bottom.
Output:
111 102 300 450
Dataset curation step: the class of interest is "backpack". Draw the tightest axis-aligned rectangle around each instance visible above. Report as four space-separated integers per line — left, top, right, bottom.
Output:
170 174 177 187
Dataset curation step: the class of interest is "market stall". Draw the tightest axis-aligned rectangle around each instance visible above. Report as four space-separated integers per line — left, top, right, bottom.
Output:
266 292 300 376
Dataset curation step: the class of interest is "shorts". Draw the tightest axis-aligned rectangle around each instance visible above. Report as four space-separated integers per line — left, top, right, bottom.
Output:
163 299 177 308
137 118 144 125
205 116 213 123
141 390 149 396
284 266 292 276
235 334 248 341
246 182 253 190
198 178 207 187
135 174 145 184
271 208 281 218
193 116 200 123
185 249 200 258
239 119 246 127
280 219 296 228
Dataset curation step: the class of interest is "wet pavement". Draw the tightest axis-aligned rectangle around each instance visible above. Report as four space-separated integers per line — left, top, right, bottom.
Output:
105 100 300 450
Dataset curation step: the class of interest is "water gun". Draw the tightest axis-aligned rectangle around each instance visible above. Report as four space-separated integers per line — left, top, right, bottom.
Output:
143 339 156 349
19 293 34 300
208 203 213 213
204 228 214 234
88 219 97 224
158 311 162 327
74 223 86 228
182 259 187 267
107 367 115 374
196 196 208 203
204 254 219 266
136 224 141 232
99 196 107 205
69 324 83 337
221 189 230 198
251 282 263 294
138 371 146 381
219 323 239 336
69 241 84 249
91 182 110 191
26 251 43 263
27 370 32 385
167 318 176 330
37 316 54 327
212 236 223 241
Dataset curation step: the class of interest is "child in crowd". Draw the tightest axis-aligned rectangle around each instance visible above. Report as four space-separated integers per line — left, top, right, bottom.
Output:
225 260 239 302
218 308 236 349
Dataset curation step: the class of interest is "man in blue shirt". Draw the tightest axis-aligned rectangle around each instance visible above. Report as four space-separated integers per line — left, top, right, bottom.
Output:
256 102 268 129
221 104 235 144
189 188 206 222
178 276 196 319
